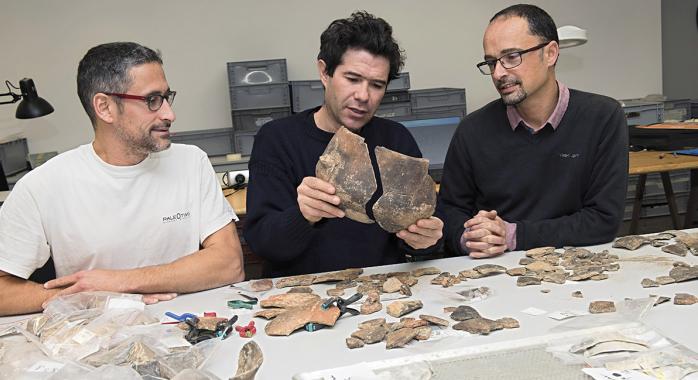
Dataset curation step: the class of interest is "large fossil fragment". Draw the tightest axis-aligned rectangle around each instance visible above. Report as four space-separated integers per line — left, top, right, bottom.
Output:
316 127 377 223
372 147 436 233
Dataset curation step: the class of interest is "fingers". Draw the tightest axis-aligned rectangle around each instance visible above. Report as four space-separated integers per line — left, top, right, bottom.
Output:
397 217 444 250
475 210 497 219
298 177 340 208
464 215 502 230
142 293 178 305
301 176 336 195
44 273 79 289
298 194 345 221
465 220 506 238
297 177 345 223
466 242 507 258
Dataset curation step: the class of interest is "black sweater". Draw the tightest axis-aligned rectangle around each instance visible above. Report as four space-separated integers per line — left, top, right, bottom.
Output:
438 89 628 253
244 108 433 277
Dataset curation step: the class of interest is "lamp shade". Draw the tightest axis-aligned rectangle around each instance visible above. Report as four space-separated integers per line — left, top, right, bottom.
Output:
557 25 588 49
15 78 54 119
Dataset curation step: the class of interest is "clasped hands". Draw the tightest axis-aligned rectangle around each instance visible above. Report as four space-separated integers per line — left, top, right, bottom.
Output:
297 176 442 250
461 210 510 258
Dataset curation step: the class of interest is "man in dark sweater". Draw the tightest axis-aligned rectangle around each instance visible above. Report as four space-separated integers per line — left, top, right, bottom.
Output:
244 11 443 277
438 4 628 257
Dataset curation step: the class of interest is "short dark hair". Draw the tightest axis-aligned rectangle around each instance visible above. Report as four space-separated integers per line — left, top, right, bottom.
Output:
490 4 559 44
318 11 405 82
77 42 162 125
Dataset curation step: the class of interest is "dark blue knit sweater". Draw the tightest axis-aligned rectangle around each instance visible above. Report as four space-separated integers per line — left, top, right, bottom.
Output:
244 107 435 277
438 89 628 253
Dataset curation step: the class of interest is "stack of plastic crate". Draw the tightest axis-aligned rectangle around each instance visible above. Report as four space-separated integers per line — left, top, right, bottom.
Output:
228 59 292 156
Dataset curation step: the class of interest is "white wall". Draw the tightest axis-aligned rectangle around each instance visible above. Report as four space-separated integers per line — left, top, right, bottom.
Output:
0 0 662 154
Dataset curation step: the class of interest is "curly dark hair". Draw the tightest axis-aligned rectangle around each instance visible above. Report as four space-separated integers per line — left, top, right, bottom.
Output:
318 11 405 82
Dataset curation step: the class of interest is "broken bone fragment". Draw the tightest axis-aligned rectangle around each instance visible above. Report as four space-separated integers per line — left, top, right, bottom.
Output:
264 300 340 336
316 126 377 224
372 146 436 233
386 300 423 318
589 300 616 314
612 235 649 251
231 341 264 380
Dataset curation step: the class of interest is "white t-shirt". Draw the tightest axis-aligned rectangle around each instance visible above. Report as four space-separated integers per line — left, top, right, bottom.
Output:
0 143 236 279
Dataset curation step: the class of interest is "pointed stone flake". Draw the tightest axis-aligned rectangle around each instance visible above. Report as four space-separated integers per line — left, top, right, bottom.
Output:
661 243 688 257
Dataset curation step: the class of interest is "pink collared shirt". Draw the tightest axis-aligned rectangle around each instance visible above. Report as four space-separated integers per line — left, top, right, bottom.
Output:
461 81 570 253
506 81 570 132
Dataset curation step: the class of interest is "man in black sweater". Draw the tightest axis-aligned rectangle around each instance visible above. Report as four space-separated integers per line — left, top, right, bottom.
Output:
244 11 443 277
438 4 628 258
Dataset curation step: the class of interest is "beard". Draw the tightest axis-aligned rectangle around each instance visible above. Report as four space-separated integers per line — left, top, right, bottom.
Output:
496 77 527 106
116 121 171 155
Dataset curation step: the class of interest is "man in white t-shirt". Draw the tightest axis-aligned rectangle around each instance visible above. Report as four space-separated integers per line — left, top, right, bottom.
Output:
0 42 244 316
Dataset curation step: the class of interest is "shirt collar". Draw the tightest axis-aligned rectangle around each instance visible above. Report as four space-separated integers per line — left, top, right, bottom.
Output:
506 81 570 132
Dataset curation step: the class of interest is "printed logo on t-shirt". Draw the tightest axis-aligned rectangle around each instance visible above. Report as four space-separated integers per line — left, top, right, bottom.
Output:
162 211 191 224
559 153 581 159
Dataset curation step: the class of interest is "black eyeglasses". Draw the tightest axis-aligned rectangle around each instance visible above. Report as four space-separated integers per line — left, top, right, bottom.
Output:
476 41 551 75
104 90 176 111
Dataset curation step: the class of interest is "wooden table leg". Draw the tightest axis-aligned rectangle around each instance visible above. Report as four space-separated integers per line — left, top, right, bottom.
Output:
660 172 680 229
684 169 698 229
630 174 647 234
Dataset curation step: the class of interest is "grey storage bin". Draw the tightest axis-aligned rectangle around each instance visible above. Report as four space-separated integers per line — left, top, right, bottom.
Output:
234 132 256 156
290 80 324 112
662 99 691 121
386 72 410 92
381 91 410 104
413 104 466 118
229 83 291 111
170 128 234 156
410 88 466 110
375 101 411 119
227 59 288 86
691 100 698 118
620 100 663 126
0 138 29 175
232 107 291 132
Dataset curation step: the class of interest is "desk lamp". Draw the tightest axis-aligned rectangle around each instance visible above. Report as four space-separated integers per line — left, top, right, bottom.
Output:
0 78 54 191
0 78 54 119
